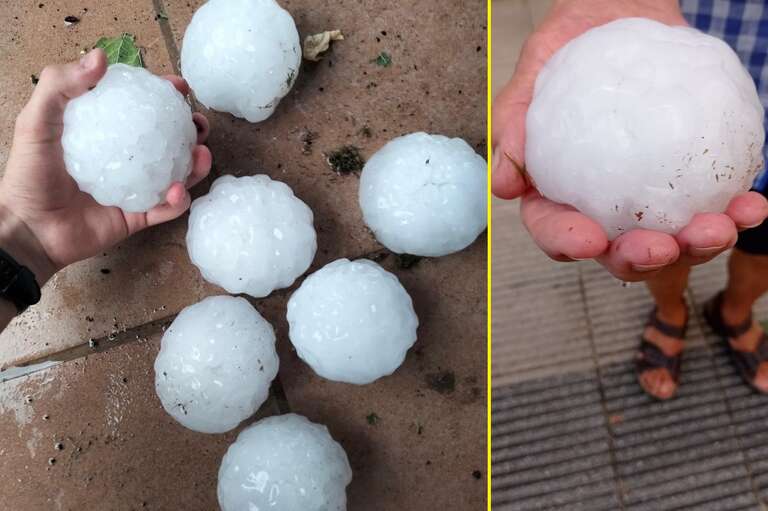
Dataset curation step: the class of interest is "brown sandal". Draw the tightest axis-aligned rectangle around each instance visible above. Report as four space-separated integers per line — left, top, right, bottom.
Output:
703 292 768 394
635 308 687 400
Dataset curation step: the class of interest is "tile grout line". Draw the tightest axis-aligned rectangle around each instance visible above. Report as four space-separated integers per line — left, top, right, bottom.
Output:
577 263 628 510
685 286 765 508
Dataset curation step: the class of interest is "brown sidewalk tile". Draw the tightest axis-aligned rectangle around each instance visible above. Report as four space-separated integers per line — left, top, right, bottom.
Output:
0 0 203 369
0 324 282 510
277 246 487 510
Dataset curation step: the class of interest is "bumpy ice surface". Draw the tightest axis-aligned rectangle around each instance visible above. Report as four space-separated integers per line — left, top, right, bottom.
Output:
359 132 488 257
218 413 352 511
526 18 765 239
154 295 279 433
181 0 301 122
62 64 196 212
287 258 418 384
186 175 317 298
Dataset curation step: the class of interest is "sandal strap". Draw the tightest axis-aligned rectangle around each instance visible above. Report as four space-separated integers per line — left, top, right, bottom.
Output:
636 339 682 381
705 292 753 338
730 332 768 381
647 307 688 339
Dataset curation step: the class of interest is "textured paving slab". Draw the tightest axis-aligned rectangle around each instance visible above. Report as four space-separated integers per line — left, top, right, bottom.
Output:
1 0 488 370
492 182 768 511
0 323 282 510
0 0 209 369
493 3 768 508
0 0 487 508
279 251 487 510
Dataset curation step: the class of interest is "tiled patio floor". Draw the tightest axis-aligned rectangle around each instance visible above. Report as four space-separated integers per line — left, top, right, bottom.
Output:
0 0 487 509
492 1 768 509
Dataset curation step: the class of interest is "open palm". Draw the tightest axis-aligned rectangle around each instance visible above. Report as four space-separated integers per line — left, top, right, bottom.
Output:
492 0 768 281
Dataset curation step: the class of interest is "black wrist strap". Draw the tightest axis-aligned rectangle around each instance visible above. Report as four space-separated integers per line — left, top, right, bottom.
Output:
0 248 41 313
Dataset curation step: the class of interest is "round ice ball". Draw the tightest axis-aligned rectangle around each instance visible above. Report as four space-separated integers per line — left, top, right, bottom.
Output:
181 0 301 123
359 132 488 257
62 64 196 213
218 413 352 511
153 295 279 434
287 258 418 385
186 175 317 298
525 18 765 239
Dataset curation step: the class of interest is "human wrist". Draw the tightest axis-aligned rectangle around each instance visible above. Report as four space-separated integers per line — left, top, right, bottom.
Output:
0 202 57 286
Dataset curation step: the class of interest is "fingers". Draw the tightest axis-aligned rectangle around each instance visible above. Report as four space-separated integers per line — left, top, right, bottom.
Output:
163 74 190 96
675 213 737 265
596 229 680 281
520 190 608 261
192 113 210 144
163 74 210 144
491 33 553 200
146 183 192 229
187 145 212 189
16 48 107 143
725 191 768 230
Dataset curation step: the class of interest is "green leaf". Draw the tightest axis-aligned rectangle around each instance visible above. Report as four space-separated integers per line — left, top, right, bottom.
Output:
94 33 143 67
366 412 380 426
373 51 392 67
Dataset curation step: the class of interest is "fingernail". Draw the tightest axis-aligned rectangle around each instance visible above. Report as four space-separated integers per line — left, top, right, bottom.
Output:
688 245 727 258
79 49 100 70
631 263 667 272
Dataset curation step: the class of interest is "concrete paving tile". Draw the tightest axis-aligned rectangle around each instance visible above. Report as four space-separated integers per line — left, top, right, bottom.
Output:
0 0 174 171
277 252 486 511
491 0 534 97
0 0 213 369
161 0 488 263
0 217 220 370
0 326 282 510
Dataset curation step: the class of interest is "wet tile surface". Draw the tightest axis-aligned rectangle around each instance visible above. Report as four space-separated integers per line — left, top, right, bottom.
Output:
0 325 281 510
0 0 487 508
0 0 194 368
0 0 488 371
278 250 487 510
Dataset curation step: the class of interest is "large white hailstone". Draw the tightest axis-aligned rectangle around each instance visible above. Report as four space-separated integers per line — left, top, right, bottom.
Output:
218 413 352 511
359 132 488 257
186 175 317 298
181 0 301 123
526 18 765 239
153 295 279 434
287 258 418 385
62 64 196 212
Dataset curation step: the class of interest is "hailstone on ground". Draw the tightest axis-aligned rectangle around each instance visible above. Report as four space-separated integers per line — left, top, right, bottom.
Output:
525 18 765 239
186 175 317 298
218 413 352 511
181 0 301 122
62 64 196 212
359 132 488 257
153 295 279 434
287 258 418 385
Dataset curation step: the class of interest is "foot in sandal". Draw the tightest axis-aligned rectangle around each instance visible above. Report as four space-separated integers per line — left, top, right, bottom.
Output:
636 305 688 400
704 292 768 394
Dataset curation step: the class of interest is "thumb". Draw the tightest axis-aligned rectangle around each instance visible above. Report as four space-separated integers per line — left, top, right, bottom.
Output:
491 34 549 200
15 48 107 143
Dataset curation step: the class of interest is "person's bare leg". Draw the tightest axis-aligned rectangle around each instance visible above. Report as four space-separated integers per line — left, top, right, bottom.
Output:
640 262 691 399
720 248 768 391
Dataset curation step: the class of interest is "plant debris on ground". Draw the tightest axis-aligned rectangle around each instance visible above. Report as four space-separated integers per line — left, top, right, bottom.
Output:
373 51 392 67
326 145 365 174
95 33 143 67
303 29 344 61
